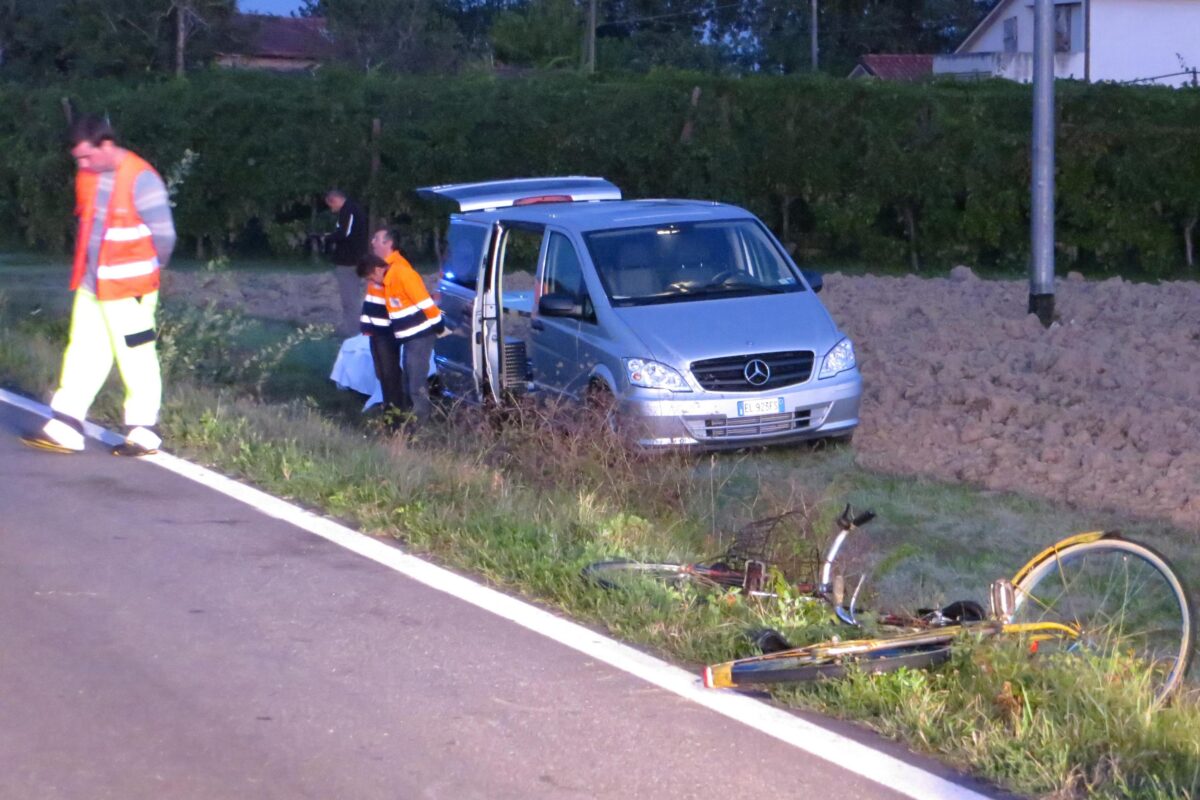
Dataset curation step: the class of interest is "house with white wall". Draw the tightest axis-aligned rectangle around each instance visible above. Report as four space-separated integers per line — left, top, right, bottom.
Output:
934 0 1200 86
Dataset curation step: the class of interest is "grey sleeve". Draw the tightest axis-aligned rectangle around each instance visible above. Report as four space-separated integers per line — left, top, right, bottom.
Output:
134 170 177 267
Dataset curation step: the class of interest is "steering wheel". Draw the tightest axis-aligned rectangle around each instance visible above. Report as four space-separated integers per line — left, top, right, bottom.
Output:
706 269 739 285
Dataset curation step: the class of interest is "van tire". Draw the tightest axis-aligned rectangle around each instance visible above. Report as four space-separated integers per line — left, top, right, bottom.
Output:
586 381 619 434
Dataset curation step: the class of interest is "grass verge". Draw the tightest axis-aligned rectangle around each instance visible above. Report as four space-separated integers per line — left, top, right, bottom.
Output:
1 284 1198 799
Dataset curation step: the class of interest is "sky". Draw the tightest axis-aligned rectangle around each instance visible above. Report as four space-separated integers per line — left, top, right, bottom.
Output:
238 0 305 15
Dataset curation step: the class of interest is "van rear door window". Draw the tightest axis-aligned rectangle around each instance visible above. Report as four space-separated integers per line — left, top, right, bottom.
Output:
442 221 488 289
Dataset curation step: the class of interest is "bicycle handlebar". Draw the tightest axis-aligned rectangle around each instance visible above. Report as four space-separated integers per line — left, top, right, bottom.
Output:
836 505 877 531
820 506 877 619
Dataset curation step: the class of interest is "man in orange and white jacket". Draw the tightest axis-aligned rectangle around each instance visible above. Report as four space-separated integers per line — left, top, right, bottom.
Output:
370 228 444 424
23 115 175 456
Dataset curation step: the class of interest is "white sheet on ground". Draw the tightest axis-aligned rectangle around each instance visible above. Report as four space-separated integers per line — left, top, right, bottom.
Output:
329 335 437 411
330 336 383 409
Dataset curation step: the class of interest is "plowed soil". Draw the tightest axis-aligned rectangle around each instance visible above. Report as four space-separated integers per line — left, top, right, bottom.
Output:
165 266 1200 532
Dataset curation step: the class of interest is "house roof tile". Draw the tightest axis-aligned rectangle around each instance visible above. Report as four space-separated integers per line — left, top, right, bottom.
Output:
855 54 934 82
225 13 334 61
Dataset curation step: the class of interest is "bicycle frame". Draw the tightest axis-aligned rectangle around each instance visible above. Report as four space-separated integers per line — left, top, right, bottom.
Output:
1010 530 1108 586
705 526 1194 703
818 516 1109 633
990 530 1112 641
706 530 1111 688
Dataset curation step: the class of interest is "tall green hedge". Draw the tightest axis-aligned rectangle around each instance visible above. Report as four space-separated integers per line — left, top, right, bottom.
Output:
2 69 1198 276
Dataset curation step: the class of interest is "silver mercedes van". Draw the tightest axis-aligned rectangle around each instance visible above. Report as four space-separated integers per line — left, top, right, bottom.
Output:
420 177 861 449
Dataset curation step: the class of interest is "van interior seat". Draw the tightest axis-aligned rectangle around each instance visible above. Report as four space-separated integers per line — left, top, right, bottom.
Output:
610 239 660 297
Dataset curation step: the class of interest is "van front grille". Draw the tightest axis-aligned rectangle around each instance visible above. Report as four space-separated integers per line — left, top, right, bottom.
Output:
691 351 815 392
693 408 813 439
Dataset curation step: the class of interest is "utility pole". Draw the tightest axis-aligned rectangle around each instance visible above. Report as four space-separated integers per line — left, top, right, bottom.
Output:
1029 0 1056 327
585 0 597 74
810 0 819 71
175 1 189 78
369 117 381 234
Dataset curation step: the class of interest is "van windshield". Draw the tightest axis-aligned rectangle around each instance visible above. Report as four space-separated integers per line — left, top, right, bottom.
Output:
583 219 805 307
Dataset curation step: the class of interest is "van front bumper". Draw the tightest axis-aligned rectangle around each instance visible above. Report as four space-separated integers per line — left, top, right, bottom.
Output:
619 371 862 449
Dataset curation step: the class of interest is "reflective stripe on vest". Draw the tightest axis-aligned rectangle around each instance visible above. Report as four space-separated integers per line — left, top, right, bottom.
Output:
71 152 162 301
97 259 159 281
103 223 153 243
360 283 391 335
383 251 445 342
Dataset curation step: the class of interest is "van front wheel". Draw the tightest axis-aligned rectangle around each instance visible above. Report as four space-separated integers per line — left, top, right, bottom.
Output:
585 382 620 435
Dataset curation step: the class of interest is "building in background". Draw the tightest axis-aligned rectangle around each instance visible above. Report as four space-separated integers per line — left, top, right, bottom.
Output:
934 0 1200 86
216 14 332 72
848 54 934 82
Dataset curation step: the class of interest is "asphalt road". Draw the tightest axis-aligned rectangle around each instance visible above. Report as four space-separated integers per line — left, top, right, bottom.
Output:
0 400 1001 800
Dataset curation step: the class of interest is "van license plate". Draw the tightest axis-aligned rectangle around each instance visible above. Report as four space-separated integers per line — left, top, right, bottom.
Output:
737 398 785 416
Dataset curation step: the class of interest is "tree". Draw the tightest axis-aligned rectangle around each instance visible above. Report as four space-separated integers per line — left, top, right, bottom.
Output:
301 0 466 73
490 0 580 68
170 1 236 78
712 0 991 75
0 0 234 79
593 0 717 72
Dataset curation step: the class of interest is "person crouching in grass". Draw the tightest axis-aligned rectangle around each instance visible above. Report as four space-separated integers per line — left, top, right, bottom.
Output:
358 254 408 426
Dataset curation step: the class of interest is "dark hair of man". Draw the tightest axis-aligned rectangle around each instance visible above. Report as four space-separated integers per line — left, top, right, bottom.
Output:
326 188 346 201
375 228 400 251
68 115 118 147
357 253 388 279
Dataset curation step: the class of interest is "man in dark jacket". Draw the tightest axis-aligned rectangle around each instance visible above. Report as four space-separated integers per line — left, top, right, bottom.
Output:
325 189 369 336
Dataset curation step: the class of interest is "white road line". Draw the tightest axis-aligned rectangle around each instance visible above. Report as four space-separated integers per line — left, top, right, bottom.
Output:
1 388 993 800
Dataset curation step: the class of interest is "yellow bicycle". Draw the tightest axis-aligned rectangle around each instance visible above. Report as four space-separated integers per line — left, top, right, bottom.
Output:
704 531 1195 706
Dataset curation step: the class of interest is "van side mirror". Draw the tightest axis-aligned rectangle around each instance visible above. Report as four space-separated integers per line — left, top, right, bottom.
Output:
801 269 823 294
538 293 581 317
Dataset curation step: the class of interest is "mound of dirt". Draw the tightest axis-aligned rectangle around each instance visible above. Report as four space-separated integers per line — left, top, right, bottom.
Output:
163 266 1200 531
163 270 345 326
821 268 1200 531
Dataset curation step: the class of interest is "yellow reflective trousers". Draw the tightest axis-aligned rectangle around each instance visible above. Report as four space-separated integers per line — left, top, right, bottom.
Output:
50 288 162 427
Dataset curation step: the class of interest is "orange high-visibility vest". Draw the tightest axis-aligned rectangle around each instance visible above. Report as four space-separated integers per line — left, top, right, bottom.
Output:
383 251 444 342
71 151 162 301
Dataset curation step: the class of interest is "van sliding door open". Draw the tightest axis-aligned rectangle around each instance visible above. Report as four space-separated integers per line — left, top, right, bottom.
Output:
475 222 546 402
476 221 504 401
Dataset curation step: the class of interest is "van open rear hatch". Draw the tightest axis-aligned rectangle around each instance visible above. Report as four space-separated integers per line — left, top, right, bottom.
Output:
416 177 621 213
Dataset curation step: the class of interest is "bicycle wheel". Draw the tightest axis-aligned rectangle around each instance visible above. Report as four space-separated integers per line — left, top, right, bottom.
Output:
581 559 744 591
704 639 954 689
1011 535 1194 704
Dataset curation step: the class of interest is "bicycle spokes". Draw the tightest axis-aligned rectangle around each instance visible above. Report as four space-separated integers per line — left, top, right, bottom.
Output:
1013 543 1191 701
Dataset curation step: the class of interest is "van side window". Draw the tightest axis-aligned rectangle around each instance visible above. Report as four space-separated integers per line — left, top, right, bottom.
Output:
542 232 594 320
441 221 487 289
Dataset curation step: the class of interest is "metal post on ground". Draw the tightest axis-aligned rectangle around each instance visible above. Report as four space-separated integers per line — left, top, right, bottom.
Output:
1029 0 1056 327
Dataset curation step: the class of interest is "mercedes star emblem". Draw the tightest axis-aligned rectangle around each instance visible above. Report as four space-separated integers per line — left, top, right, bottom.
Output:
743 359 771 386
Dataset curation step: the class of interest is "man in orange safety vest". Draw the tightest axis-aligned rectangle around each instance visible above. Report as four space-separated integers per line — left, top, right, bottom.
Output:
22 115 176 456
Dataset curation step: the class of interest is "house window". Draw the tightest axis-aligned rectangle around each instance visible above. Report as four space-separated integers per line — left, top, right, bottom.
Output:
1055 5 1073 53
1003 17 1018 53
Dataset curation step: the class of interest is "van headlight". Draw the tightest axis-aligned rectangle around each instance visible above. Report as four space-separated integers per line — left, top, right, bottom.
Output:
625 358 692 392
819 338 856 379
